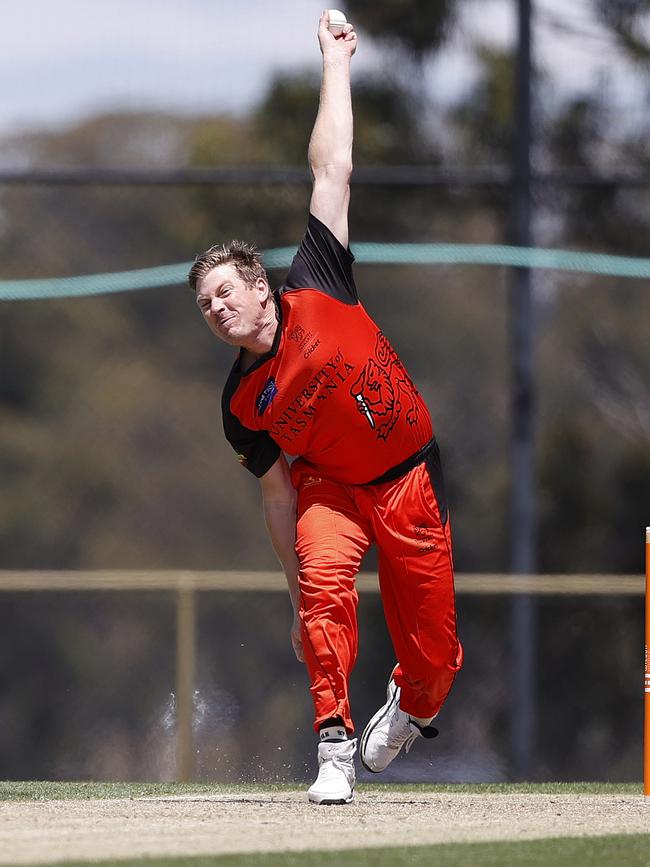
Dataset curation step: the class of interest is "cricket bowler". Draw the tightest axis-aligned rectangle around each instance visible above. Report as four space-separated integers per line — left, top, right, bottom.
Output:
189 11 463 804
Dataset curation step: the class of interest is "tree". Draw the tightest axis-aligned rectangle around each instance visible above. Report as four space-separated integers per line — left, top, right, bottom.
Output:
346 0 458 60
594 0 650 62
450 45 516 164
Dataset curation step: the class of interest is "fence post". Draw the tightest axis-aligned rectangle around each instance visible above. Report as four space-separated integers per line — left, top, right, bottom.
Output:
176 585 197 782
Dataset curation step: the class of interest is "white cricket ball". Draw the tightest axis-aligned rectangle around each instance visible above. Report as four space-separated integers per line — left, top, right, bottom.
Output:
327 9 347 37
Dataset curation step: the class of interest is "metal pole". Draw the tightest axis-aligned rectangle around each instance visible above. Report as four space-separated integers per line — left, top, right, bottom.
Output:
509 0 537 780
176 587 197 782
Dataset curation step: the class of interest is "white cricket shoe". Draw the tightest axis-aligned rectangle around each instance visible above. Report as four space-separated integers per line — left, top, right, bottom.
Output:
307 738 357 805
360 673 438 773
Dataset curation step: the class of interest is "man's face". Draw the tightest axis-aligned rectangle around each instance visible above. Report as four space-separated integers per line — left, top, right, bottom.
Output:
195 263 269 346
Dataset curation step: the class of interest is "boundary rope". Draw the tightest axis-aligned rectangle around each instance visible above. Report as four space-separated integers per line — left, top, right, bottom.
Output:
1 243 649 301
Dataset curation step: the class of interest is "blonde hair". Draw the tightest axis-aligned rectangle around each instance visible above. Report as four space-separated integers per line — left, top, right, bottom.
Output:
188 240 266 292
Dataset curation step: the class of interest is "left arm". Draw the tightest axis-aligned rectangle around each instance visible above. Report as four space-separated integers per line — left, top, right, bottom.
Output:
259 455 303 663
308 11 357 248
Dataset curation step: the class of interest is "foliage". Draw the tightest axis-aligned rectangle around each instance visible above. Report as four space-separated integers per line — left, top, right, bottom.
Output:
346 0 458 60
1 49 649 574
450 45 516 164
594 0 650 62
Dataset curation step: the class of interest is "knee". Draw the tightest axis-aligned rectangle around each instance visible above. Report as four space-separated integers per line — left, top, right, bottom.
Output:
298 565 358 609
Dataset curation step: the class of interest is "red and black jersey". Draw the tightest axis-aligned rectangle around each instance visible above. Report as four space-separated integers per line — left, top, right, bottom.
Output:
222 214 433 485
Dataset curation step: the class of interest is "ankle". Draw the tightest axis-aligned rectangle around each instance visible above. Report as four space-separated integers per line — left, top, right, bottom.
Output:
319 717 348 742
408 717 439 739
408 714 434 727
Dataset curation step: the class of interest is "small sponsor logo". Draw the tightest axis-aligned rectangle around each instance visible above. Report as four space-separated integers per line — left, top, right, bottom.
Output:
289 324 306 343
414 522 438 554
319 728 346 741
237 454 248 466
303 338 321 359
256 377 278 416
288 322 318 355
302 475 322 488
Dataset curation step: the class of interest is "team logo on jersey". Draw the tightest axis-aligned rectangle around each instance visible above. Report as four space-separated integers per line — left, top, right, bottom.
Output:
288 322 320 359
350 331 420 440
256 377 278 416
288 324 306 343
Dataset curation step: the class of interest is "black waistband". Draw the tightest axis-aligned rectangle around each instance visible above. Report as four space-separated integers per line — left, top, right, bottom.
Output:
363 437 436 486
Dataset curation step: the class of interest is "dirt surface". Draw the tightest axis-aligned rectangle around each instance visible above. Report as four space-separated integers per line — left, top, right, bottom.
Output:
1 791 648 865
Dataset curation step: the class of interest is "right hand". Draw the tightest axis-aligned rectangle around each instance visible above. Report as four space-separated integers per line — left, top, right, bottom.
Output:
291 612 305 663
318 10 357 59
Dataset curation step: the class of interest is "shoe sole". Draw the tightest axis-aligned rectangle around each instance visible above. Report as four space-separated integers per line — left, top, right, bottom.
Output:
308 791 354 805
359 677 399 774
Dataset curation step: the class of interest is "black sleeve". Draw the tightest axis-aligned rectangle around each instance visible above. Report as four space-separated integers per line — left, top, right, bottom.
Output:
282 213 358 303
222 375 281 478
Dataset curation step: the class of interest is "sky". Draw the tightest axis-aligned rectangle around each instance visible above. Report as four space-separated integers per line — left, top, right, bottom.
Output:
0 0 647 137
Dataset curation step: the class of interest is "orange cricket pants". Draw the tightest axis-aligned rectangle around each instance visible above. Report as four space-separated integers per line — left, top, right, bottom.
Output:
291 443 463 734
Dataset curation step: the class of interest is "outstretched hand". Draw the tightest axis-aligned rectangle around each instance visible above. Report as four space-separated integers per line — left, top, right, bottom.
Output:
318 10 357 58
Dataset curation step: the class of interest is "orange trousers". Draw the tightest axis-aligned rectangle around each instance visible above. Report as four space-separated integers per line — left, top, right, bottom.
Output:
291 445 463 734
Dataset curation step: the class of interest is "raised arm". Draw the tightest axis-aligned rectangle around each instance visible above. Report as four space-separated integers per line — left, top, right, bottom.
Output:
308 11 357 248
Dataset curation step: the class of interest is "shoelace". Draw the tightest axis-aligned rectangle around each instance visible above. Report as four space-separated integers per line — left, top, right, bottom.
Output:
330 755 354 775
386 703 420 753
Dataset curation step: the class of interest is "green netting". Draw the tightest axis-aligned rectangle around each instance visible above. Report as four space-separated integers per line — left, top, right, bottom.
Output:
1 243 649 301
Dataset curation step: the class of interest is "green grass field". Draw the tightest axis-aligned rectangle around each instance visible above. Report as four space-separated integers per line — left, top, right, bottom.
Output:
2 782 647 867
20 837 650 867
